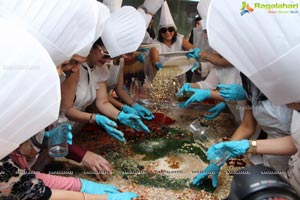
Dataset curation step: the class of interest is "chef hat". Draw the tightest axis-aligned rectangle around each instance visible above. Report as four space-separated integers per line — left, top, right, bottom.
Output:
101 6 146 58
207 0 300 104
197 0 211 30
137 8 152 28
142 0 164 15
0 0 104 66
103 0 123 13
0 19 60 159
76 2 110 57
159 1 176 30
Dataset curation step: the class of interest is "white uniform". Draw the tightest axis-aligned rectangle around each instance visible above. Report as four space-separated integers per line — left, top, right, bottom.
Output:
106 58 124 92
154 34 184 64
248 85 293 172
285 111 300 195
196 66 245 124
74 63 110 111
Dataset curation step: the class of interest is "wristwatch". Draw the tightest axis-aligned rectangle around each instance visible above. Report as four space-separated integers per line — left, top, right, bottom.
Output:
248 140 257 155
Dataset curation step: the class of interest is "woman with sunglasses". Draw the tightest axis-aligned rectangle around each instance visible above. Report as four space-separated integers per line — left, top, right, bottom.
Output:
61 38 150 143
149 1 195 72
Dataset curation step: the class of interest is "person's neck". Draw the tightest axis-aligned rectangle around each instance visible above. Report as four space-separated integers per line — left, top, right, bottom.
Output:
164 40 172 47
85 57 95 69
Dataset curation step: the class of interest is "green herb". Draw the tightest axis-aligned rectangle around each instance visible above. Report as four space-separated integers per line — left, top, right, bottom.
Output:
131 138 191 160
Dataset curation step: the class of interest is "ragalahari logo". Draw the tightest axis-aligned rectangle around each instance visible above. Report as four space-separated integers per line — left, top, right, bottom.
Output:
240 2 254 15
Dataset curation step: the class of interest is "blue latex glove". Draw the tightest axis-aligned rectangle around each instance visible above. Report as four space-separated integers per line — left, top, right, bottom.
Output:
176 83 191 97
207 140 250 160
95 114 125 142
135 54 145 63
108 192 138 200
191 61 200 73
218 84 246 101
182 88 211 108
192 163 221 188
137 47 150 53
45 123 73 145
80 179 119 194
117 111 150 133
122 105 139 115
186 48 201 59
204 102 227 120
155 62 163 70
132 103 154 120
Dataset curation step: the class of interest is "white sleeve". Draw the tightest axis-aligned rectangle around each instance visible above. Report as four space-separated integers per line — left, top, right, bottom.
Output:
196 67 220 89
200 62 214 78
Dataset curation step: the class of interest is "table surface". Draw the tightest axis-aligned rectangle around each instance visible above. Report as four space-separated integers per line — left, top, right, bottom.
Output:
49 101 249 200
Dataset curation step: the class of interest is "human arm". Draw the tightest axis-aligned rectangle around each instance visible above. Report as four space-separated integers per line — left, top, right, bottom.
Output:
114 67 136 107
50 190 106 200
95 82 120 121
61 71 95 123
67 144 112 180
230 106 257 141
200 50 232 67
50 189 138 200
182 38 194 51
96 82 150 133
253 136 297 156
149 47 162 70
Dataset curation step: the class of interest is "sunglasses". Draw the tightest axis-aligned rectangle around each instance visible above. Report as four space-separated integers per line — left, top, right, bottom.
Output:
160 27 175 33
97 46 111 59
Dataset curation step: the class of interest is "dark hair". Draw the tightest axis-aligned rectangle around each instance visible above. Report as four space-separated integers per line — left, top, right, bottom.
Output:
241 72 267 105
92 37 104 48
157 27 177 44
194 15 201 22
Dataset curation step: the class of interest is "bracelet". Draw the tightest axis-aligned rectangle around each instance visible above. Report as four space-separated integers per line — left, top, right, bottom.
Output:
82 192 86 200
248 140 257 155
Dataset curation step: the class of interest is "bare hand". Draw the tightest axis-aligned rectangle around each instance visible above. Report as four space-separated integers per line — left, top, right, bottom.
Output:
82 151 112 180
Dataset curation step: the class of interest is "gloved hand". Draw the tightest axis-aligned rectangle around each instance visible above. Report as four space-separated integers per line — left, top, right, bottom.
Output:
155 62 163 70
95 114 125 142
191 61 200 73
192 163 221 188
204 102 226 120
108 192 138 200
181 88 211 108
137 47 150 53
132 103 154 120
207 140 250 160
80 178 120 194
218 84 246 101
122 105 139 116
186 48 201 59
45 123 73 145
135 54 145 63
117 111 150 133
176 83 191 97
